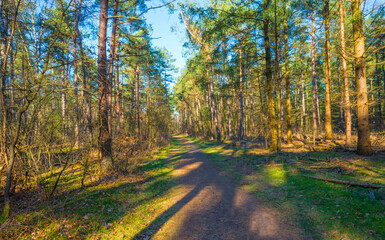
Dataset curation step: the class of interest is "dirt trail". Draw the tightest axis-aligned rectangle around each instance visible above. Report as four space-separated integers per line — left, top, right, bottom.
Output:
136 136 300 240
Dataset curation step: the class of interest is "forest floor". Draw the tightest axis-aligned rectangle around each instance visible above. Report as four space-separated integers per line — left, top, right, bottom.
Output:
1 135 384 239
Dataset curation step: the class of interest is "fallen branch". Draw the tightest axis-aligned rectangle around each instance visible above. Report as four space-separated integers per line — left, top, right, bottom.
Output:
303 175 385 189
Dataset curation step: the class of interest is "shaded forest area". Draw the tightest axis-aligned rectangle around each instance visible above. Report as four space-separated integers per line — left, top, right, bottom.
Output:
174 0 385 155
0 0 175 221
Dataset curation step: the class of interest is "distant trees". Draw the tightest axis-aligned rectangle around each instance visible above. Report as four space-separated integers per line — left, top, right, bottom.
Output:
175 0 384 155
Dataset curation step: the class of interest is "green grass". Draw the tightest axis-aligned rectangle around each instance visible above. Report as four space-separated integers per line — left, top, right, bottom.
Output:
1 137 185 240
187 136 385 240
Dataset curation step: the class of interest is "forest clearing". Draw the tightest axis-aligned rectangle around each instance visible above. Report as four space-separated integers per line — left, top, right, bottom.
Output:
1 0 385 239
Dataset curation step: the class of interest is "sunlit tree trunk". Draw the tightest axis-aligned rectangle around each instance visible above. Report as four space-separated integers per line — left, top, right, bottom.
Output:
0 0 8 169
311 10 318 145
339 0 351 145
135 49 141 139
324 0 332 140
337 59 344 131
73 0 79 147
61 64 67 143
146 56 151 140
274 2 282 151
351 0 372 155
107 0 118 135
284 0 292 144
375 52 382 129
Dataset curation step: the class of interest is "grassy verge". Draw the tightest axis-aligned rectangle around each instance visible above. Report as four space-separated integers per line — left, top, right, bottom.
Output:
186 136 385 240
1 137 184 240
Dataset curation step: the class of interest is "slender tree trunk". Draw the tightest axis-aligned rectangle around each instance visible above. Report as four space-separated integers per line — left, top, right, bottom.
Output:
370 74 375 127
238 46 244 140
311 10 318 145
222 42 231 139
339 0 352 145
284 0 292 144
337 59 344 131
263 0 277 151
300 55 306 133
61 64 67 143
116 50 121 133
146 56 151 140
97 0 112 168
107 0 118 135
375 52 382 129
76 0 92 137
0 0 8 170
73 0 79 147
210 67 221 142
274 2 282 151
136 51 141 139
324 0 332 140
351 0 372 155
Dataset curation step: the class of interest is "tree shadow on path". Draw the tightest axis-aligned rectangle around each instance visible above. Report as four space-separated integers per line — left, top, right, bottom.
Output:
133 136 299 240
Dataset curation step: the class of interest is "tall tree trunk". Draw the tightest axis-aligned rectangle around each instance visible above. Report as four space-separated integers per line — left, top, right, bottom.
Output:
238 46 244 140
146 56 151 140
324 0 333 140
263 0 277 152
337 59 344 131
61 64 67 143
351 0 372 155
222 41 231 139
116 45 121 133
284 0 292 144
107 0 118 135
311 10 318 145
274 1 282 151
339 0 352 145
375 52 382 129
97 0 112 168
135 49 141 139
300 55 306 133
209 66 221 142
76 0 92 137
0 0 8 172
73 0 79 147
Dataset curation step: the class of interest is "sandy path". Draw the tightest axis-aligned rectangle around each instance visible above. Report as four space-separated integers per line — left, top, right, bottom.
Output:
135 136 300 240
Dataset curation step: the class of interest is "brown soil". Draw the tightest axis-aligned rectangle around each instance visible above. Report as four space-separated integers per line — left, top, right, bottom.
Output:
135 136 301 240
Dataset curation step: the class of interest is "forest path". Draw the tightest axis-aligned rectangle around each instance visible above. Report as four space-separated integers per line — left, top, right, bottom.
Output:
135 136 300 240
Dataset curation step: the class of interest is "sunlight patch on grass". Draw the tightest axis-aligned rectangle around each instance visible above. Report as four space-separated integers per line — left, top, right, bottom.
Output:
265 164 287 186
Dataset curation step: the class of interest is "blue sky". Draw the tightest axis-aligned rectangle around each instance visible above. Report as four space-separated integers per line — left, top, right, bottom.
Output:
144 4 187 80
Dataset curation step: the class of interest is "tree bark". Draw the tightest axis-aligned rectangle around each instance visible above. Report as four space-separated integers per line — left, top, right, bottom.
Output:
324 0 332 140
284 0 292 144
351 0 372 155
375 52 382 129
339 0 352 145
263 0 277 152
222 42 231 139
311 10 318 145
76 0 92 137
135 49 141 139
238 44 244 140
97 0 112 168
107 0 118 135
73 0 80 147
